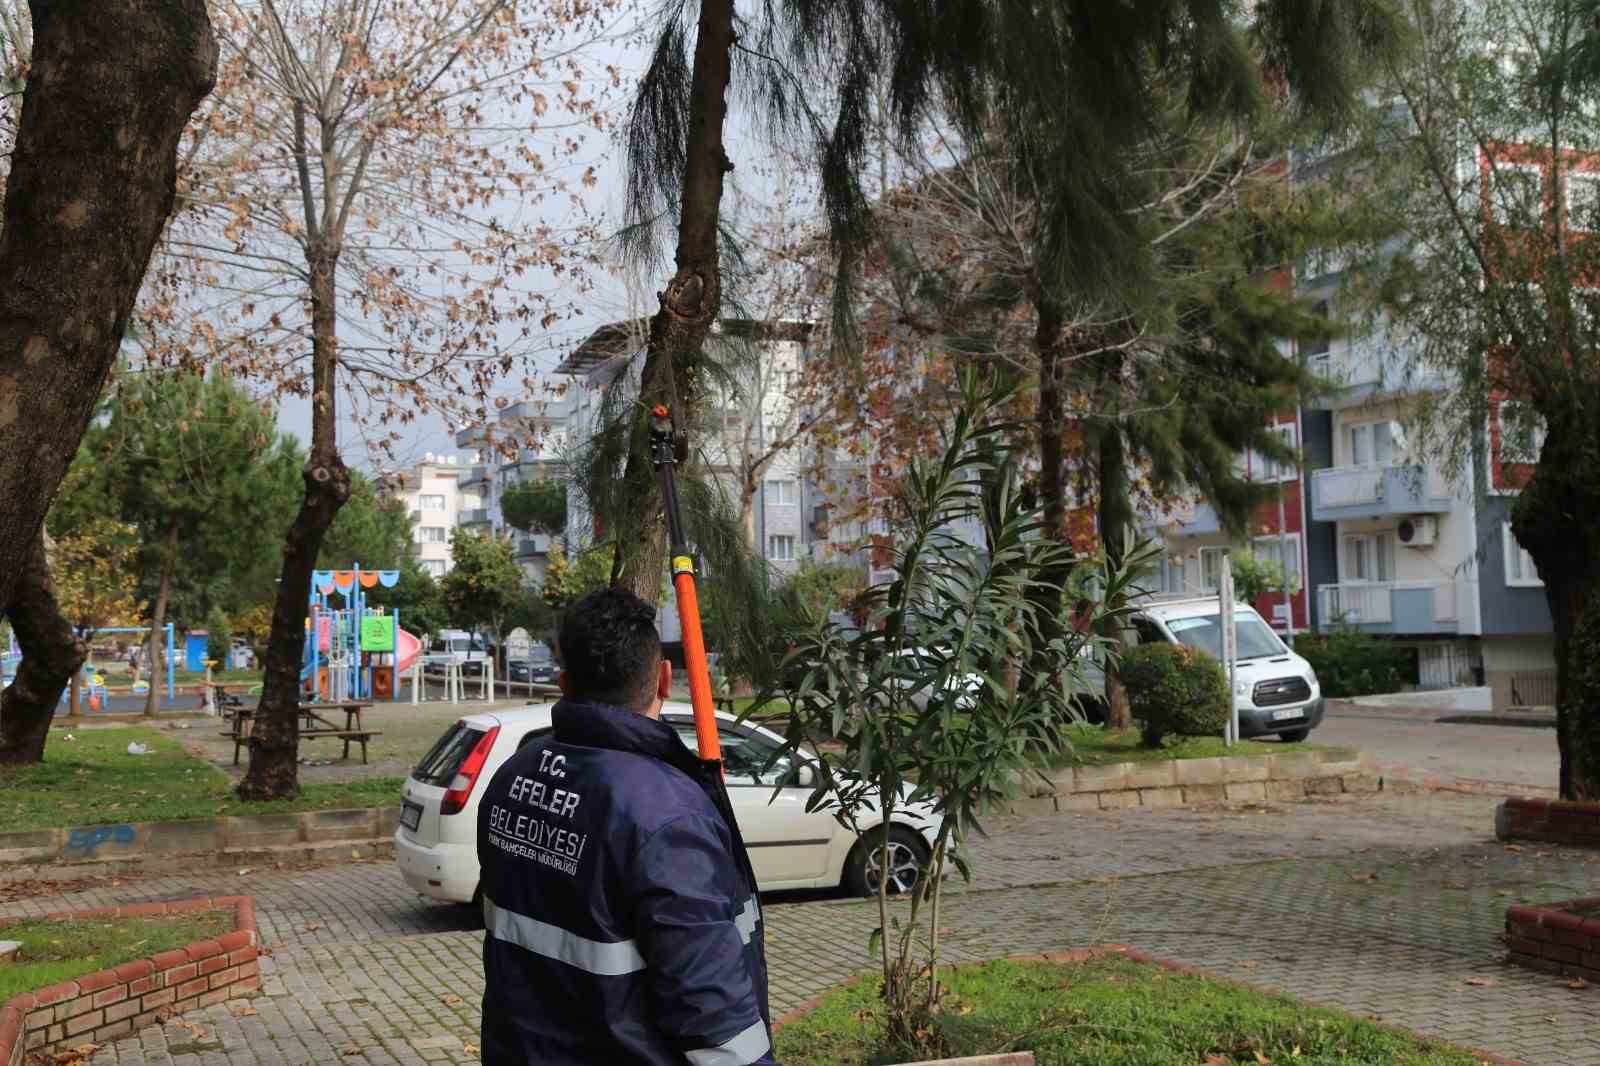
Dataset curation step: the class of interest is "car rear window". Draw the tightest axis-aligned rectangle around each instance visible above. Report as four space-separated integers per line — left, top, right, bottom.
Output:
413 722 485 786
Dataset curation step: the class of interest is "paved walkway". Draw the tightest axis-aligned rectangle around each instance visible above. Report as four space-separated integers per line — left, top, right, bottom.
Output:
6 792 1598 1066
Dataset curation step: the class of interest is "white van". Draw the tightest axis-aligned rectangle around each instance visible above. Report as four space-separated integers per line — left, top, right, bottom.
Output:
1127 598 1323 741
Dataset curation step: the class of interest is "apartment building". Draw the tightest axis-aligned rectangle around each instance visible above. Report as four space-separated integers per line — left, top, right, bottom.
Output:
377 454 486 577
454 396 573 582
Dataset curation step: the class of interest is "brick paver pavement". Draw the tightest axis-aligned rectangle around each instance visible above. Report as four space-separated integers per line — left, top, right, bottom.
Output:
5 792 1597 1066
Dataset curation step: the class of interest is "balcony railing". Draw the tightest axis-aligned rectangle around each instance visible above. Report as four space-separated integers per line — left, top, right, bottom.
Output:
1311 464 1452 520
516 534 552 557
1318 581 1459 631
459 508 491 526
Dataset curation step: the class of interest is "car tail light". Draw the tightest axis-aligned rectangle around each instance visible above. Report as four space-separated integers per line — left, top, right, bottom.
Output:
440 725 500 816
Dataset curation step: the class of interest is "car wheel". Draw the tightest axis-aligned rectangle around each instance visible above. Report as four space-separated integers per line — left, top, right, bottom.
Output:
1278 728 1311 743
843 826 930 898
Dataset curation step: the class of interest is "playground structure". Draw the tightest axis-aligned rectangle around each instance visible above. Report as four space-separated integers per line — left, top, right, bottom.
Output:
303 566 422 703
0 624 177 714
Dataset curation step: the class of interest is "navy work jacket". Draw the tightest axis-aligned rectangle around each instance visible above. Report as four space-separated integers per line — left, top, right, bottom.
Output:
477 698 776 1065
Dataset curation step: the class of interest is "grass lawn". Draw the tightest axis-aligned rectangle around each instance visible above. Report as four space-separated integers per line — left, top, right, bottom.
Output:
775 956 1484 1066
0 910 232 1002
729 696 790 722
1052 724 1329 767
0 728 404 833
100 668 262 690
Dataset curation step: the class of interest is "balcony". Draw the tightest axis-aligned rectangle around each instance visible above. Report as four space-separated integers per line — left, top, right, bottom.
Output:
1143 498 1221 538
1311 464 1452 521
459 508 492 527
460 465 490 489
516 534 552 558
1310 337 1435 408
1317 581 1459 635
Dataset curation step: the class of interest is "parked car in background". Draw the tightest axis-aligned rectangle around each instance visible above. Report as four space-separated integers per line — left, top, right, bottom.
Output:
505 644 558 686
1125 598 1323 741
395 702 940 904
424 629 489 675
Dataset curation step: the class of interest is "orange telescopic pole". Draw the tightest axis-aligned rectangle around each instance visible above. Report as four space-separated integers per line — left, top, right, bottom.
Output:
649 405 721 764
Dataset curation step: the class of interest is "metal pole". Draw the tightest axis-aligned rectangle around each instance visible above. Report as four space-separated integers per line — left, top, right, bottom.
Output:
165 623 174 706
1221 555 1238 746
1276 475 1294 647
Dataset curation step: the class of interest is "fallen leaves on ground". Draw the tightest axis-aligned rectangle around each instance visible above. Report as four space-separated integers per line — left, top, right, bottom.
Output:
0 875 134 904
1349 871 1378 882
1463 976 1498 988
441 993 464 1007
340 1042 363 1056
1565 977 1589 990
229 1004 259 1017
24 1044 100 1066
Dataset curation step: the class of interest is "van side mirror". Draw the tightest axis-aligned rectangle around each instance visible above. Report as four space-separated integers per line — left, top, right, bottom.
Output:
796 763 816 789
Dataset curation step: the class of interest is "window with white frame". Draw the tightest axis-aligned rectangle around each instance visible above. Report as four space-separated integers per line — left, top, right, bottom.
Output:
1492 164 1544 226
419 493 446 510
1503 523 1542 586
1252 534 1302 592
422 559 447 577
1565 171 1600 231
1345 419 1401 468
767 534 796 561
1164 554 1187 595
1199 546 1229 593
1498 401 1546 465
418 526 447 544
772 368 796 394
765 479 798 506
1251 423 1298 482
1341 532 1395 583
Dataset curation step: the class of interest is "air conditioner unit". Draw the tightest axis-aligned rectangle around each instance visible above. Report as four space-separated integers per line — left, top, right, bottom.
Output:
1397 515 1437 548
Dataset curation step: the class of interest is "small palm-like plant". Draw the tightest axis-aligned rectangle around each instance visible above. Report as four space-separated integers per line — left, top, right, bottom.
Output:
759 368 1156 1054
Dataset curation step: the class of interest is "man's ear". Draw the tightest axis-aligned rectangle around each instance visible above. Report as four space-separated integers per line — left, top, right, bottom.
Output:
558 670 571 696
657 659 672 699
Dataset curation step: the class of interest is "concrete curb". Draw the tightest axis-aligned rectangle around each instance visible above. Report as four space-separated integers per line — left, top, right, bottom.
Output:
1004 748 1377 814
0 807 398 871
0 895 258 1066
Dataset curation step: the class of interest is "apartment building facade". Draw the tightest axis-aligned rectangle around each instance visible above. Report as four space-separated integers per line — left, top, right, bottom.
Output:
378 455 486 577
454 396 573 582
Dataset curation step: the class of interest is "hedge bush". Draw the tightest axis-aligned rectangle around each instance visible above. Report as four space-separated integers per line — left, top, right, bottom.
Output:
1119 642 1229 747
1296 628 1408 698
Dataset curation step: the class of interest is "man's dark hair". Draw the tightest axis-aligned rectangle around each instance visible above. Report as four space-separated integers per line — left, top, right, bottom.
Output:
557 588 663 711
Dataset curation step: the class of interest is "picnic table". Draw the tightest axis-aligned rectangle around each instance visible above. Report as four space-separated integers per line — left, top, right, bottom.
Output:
220 698 382 765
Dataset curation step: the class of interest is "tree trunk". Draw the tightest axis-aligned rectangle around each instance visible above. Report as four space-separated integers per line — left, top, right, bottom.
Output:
0 534 85 765
614 0 736 600
1515 456 1599 800
1023 301 1075 713
0 0 215 617
238 247 352 801
143 523 178 717
1097 355 1135 733
739 476 758 551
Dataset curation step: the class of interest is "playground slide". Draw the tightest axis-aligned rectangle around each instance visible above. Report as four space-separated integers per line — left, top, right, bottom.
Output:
395 628 422 675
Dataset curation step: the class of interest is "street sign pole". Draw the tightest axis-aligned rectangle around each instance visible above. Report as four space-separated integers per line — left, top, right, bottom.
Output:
1220 556 1238 747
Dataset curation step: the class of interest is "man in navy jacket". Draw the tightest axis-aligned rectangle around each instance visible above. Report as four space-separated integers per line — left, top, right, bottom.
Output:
477 588 777 1065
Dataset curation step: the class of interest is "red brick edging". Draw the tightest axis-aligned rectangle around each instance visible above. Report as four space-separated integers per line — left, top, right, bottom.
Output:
1497 797 1600 847
775 945 1525 1066
0 896 258 1066
1506 897 1600 983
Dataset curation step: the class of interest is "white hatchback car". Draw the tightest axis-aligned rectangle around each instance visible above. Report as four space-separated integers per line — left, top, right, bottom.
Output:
394 702 939 903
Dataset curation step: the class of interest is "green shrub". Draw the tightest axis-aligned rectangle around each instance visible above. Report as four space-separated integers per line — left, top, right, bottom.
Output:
1297 628 1408 698
204 607 233 669
1119 642 1229 746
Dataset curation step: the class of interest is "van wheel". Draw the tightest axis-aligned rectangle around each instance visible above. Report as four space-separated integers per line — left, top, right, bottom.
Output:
1278 728 1311 743
843 826 930 898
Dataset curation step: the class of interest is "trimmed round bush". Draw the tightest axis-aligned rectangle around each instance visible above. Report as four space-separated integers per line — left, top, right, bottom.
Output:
1119 642 1229 746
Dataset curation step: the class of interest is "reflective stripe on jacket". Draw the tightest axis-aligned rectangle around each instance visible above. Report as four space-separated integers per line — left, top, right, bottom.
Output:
477 698 776 1065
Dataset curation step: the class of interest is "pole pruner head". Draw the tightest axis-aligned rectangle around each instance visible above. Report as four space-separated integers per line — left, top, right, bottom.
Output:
649 404 687 466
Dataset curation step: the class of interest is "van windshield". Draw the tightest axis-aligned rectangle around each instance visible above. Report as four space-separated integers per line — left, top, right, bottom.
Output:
1166 613 1286 662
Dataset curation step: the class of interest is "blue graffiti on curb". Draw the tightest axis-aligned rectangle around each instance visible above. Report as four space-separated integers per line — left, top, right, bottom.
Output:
64 824 137 857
